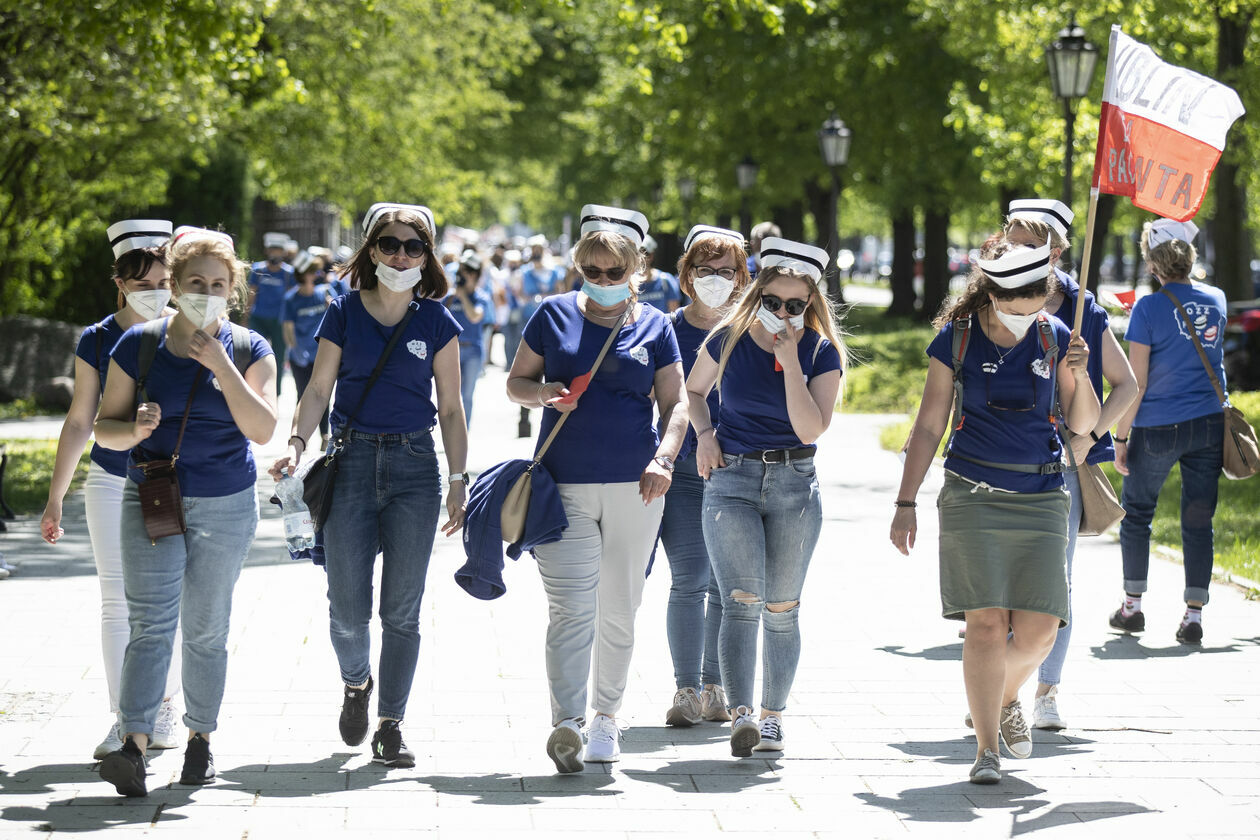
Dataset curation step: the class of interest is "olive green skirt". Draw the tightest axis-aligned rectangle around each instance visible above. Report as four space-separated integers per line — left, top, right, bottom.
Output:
937 473 1070 627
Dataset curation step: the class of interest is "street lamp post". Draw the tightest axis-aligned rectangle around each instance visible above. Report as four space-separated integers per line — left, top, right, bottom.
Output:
678 176 696 226
818 114 852 305
1046 14 1099 213
736 155 759 240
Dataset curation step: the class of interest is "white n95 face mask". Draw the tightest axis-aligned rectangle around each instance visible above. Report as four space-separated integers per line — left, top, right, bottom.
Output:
126 289 171 320
176 293 227 330
693 275 735 308
376 262 423 293
992 307 1040 340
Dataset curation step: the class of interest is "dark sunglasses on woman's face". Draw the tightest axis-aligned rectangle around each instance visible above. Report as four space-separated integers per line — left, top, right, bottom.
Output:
761 294 810 317
375 236 428 258
580 265 628 282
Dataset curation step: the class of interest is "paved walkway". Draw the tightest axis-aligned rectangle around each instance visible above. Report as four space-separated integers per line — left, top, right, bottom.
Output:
1 363 1258 839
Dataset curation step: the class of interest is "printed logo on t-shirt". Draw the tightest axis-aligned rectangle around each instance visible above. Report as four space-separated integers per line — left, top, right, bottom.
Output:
629 345 650 366
1173 301 1221 347
407 339 428 360
210 376 223 392
1031 357 1053 379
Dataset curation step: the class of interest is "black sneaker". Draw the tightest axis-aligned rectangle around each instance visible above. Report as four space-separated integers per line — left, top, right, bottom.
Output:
1176 621 1203 645
1108 607 1145 633
339 676 374 746
99 736 147 797
179 733 216 785
371 719 415 768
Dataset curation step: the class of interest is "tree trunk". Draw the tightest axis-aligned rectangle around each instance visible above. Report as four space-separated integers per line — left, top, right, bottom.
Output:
921 207 949 322
772 198 805 243
887 209 917 317
1082 193 1116 293
1214 8 1252 302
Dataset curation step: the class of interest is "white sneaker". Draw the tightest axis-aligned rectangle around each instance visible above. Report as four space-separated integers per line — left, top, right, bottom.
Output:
584 714 621 763
93 718 123 761
699 685 731 722
1033 687 1066 731
753 714 784 752
665 687 702 727
729 707 761 757
149 699 181 750
546 719 584 774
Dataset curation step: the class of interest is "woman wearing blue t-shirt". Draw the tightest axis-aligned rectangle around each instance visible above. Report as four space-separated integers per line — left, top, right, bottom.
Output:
283 251 332 445
272 203 468 770
445 251 493 425
1004 201 1138 731
506 204 687 773
659 224 750 729
41 220 184 761
687 237 845 759
889 239 1098 785
94 227 278 796
1112 219 1226 646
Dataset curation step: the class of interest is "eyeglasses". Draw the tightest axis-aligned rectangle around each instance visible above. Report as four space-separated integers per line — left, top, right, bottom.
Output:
984 364 1037 412
580 265 628 282
761 294 810 317
694 266 737 281
374 236 428 258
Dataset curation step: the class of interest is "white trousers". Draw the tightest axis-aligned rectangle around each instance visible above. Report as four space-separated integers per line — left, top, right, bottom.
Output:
84 463 180 714
533 482 664 724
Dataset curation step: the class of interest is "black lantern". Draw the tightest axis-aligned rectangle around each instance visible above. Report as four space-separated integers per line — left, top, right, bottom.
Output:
1046 15 1099 211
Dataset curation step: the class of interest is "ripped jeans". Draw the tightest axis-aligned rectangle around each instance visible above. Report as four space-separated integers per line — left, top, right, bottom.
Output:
702 453 822 713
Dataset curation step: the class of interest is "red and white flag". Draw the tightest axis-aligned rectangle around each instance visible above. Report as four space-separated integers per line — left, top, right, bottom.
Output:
1092 26 1245 221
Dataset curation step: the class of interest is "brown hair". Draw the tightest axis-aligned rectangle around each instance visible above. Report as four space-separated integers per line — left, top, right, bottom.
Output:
113 246 167 309
676 233 752 301
349 209 447 299
933 239 1058 328
168 235 251 314
700 266 848 394
571 230 647 302
1141 223 1196 282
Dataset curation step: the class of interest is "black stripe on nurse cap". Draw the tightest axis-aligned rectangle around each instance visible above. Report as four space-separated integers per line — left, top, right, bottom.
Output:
1008 199 1074 238
683 224 745 253
579 204 650 247
758 236 829 283
362 203 436 239
106 219 173 259
976 236 1053 289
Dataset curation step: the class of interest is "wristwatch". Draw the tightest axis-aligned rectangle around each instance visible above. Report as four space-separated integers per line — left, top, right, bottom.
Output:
448 472 470 485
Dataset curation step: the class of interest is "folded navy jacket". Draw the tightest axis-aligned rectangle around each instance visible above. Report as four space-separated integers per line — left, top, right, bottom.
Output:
456 458 568 600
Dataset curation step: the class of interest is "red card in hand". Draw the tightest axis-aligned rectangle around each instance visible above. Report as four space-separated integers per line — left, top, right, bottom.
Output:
551 372 592 405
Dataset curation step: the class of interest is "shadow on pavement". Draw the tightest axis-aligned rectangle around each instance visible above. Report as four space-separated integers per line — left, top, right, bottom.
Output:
418 772 619 804
887 736 1096 762
618 725 727 756
621 759 781 794
877 643 963 661
1090 634 1253 659
214 754 382 795
0 763 195 832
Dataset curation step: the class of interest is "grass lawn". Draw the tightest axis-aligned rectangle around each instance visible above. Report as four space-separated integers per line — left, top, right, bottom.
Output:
2 439 91 516
0 398 41 420
842 305 937 414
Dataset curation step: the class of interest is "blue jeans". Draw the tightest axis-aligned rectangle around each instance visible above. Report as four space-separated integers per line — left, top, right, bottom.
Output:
1039 468 1081 686
1119 412 1223 605
459 350 482 426
322 429 441 720
118 483 258 735
702 453 822 712
661 455 722 689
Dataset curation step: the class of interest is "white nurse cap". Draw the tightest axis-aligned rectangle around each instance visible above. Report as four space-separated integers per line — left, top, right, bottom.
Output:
683 224 744 253
976 237 1053 289
579 204 650 247
106 219 172 259
1147 217 1199 247
759 236 829 283
362 203 436 239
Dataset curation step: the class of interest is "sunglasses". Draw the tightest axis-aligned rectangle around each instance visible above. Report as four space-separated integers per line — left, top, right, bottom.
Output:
374 236 428 258
580 265 628 282
761 294 810 317
694 266 737 281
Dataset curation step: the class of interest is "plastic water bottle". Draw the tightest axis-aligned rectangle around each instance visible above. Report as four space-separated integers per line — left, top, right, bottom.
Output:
274 475 316 557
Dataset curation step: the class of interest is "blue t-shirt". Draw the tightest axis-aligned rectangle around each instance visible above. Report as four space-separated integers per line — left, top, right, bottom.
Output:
111 319 273 497
662 309 720 462
521 265 565 321
524 293 681 484
282 284 332 368
704 327 843 454
328 274 352 298
1052 270 1114 464
316 292 461 434
445 286 494 360
75 315 129 476
638 269 680 313
1125 281 1228 427
249 261 295 320
927 315 1071 493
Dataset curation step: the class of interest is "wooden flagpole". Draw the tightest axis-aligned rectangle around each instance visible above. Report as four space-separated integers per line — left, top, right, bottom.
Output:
1072 186 1099 337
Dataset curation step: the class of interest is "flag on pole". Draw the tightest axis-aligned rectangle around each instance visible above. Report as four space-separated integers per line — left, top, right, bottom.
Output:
1092 26 1245 221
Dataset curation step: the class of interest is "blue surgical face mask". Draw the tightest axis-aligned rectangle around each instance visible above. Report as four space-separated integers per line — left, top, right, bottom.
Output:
582 279 631 307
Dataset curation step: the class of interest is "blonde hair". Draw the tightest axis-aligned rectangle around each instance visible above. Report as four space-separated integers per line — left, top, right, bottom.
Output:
1141 223 1196 281
168 235 250 314
1003 217 1069 255
700 266 848 394
572 230 647 301
676 233 751 300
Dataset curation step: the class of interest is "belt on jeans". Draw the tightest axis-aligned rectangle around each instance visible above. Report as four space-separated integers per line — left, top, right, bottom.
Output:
742 446 816 463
